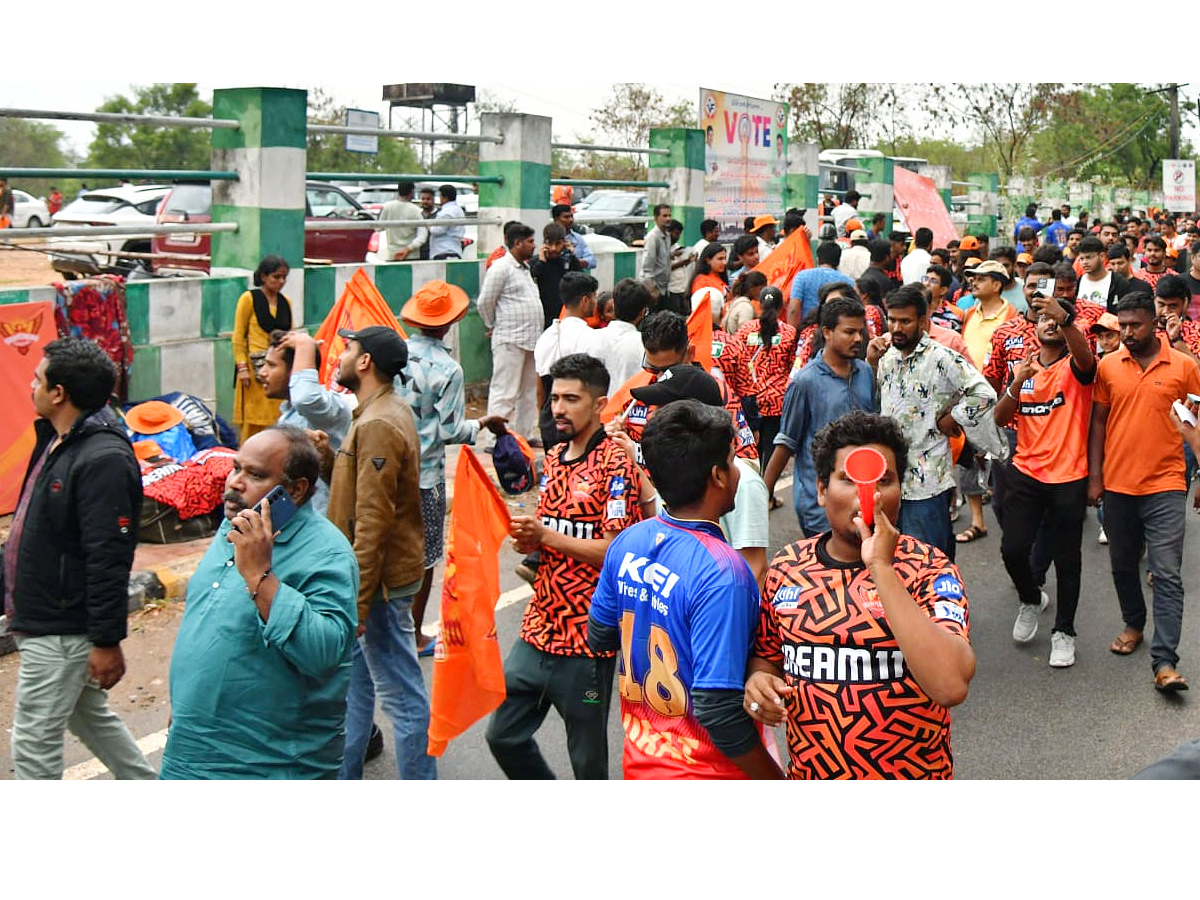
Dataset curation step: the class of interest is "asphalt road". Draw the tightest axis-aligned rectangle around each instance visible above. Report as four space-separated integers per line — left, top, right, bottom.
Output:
5 486 1200 780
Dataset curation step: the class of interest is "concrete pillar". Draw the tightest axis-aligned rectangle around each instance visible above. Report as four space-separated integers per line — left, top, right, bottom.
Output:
478 113 552 257
649 127 706 246
968 173 999 238
854 156 894 234
921 164 953 210
785 142 820 225
210 87 308 324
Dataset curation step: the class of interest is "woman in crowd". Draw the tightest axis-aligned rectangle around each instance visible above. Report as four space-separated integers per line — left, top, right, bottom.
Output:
723 270 768 336
690 241 730 304
232 255 293 445
726 286 797 462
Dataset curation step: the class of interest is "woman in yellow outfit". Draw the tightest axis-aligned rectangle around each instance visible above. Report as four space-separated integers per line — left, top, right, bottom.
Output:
232 255 294 445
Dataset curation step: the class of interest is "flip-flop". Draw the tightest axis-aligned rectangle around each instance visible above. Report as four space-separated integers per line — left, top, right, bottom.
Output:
1110 629 1143 655
418 641 436 658
955 525 988 543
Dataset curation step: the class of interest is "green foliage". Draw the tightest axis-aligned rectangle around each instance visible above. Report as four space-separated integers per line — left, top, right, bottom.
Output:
584 84 695 180
0 119 73 197
774 83 902 149
85 83 213 177
306 88 420 177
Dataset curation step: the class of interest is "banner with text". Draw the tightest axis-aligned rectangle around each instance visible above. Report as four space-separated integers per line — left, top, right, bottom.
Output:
1163 159 1195 213
699 88 788 242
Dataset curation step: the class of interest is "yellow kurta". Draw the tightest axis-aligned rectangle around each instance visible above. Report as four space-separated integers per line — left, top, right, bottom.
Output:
231 290 290 428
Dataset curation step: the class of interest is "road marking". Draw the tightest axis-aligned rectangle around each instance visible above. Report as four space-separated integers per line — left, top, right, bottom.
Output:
63 727 169 781
64 483 794 779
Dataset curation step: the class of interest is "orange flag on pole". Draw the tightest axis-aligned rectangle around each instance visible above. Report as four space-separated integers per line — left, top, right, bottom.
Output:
0 301 56 514
752 227 815 300
312 268 407 389
427 447 512 757
687 298 713 372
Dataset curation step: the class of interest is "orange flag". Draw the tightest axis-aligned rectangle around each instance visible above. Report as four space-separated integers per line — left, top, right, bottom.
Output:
752 227 815 300
601 369 654 424
0 301 56 514
427 447 512 757
312 268 408 388
687 299 713 372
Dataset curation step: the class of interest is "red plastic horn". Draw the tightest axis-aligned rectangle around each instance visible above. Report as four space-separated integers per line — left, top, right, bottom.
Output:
844 447 888 527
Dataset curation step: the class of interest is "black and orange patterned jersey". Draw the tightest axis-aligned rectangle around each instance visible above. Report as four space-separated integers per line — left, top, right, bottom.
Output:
726 319 799 417
755 533 970 780
1156 319 1200 357
620 367 759 466
711 329 745 418
983 314 1038 390
518 434 640 658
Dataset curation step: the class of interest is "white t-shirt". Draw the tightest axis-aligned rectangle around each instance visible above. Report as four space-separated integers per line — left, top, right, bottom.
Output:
598 319 644 391
900 248 932 285
832 203 858 237
533 316 602 377
653 457 768 552
1077 271 1112 307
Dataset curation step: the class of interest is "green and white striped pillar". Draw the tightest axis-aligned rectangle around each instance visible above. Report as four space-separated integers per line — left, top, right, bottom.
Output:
479 112 552 258
210 86 307 325
922 164 953 211
648 127 705 246
854 156 894 235
785 141 821 226
968 173 999 238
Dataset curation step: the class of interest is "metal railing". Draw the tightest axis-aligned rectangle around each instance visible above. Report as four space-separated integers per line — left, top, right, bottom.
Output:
307 172 501 185
552 178 669 189
307 218 498 230
308 123 502 144
0 167 237 181
574 216 648 226
0 108 240 130
552 142 668 156
1 223 239 239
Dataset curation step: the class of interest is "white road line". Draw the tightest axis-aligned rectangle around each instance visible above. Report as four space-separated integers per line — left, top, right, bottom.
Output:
65 484 793 779
63 727 169 781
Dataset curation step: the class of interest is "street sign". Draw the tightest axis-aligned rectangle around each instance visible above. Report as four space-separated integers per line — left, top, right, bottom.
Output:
345 108 380 155
1163 159 1195 213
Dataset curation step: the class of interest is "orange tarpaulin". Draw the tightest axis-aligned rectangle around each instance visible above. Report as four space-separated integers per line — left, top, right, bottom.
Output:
427 447 512 757
0 302 56 514
893 167 958 249
752 226 816 300
312 268 407 389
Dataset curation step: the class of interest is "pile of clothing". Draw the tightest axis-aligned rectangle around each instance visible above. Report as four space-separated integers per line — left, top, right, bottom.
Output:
122 394 238 544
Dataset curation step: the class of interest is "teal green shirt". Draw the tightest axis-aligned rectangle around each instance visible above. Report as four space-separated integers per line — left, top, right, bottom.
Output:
161 502 360 779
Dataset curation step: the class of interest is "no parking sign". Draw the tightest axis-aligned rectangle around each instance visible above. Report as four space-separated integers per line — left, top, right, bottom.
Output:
1163 159 1195 213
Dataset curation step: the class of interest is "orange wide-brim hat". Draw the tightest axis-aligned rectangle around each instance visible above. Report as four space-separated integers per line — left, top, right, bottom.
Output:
400 280 470 328
125 400 184 435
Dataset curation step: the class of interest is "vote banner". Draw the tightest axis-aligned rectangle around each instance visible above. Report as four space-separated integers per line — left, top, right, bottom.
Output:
893 166 958 248
0 301 57 514
699 88 789 241
1163 160 1195 214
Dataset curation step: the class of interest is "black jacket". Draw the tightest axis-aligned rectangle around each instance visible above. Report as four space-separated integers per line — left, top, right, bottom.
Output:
7 408 142 646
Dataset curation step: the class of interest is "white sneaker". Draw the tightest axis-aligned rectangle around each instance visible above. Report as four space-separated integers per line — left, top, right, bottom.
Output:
1039 590 1050 612
1013 603 1040 643
1098 527 1108 545
1049 632 1076 667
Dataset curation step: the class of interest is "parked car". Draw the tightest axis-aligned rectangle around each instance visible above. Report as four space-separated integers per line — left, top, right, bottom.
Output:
572 190 648 245
47 184 171 278
354 186 399 218
151 181 376 276
11 189 51 228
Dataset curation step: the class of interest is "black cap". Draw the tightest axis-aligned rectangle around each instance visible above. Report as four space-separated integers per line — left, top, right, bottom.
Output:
630 364 723 408
338 326 408 378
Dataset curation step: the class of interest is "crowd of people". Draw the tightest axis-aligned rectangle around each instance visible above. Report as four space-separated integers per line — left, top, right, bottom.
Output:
9 194 1200 781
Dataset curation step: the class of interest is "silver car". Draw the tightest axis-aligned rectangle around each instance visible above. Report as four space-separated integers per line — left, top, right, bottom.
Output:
47 184 170 278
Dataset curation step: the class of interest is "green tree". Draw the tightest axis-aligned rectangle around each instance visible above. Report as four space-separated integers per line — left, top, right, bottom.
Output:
1028 83 1194 189
587 84 695 180
928 83 1063 181
85 83 213 177
0 119 73 198
306 88 420 177
774 83 905 150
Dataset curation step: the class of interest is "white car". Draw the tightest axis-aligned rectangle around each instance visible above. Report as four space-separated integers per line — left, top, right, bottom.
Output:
11 189 51 228
47 184 171 278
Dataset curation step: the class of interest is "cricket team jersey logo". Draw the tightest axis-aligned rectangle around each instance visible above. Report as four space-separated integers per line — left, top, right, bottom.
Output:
756 534 969 780
519 438 639 658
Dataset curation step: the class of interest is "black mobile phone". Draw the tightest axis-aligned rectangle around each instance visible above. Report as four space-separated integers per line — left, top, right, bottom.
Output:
257 484 297 531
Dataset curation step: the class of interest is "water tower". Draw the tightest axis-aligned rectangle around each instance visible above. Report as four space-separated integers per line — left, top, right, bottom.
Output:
382 83 476 169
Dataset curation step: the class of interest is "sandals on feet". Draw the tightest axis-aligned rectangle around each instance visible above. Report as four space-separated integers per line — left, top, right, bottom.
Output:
1110 629 1143 655
955 524 988 543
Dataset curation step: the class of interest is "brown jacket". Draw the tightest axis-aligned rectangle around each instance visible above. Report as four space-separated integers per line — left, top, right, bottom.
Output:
327 384 425 623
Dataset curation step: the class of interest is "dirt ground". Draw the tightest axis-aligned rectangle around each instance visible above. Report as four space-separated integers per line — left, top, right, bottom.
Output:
0 241 63 288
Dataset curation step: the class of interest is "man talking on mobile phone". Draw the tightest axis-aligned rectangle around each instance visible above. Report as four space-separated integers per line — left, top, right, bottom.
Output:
161 426 360 778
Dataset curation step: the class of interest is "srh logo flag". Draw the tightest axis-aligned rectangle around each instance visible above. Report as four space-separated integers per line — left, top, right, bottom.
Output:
313 268 407 389
752 227 815 299
0 301 56 514
427 447 512 757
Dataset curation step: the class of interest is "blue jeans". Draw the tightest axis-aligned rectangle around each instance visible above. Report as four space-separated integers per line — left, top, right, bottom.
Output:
1104 490 1186 673
900 488 955 562
339 592 436 780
